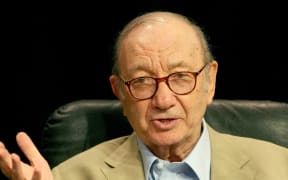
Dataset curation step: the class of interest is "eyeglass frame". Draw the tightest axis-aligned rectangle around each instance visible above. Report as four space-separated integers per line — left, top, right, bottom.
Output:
118 62 210 100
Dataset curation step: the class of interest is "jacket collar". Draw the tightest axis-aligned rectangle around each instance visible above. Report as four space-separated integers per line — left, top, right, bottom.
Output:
101 133 145 180
100 126 255 180
208 125 254 180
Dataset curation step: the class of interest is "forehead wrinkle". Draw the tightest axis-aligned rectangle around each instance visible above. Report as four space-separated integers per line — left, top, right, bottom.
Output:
125 43 171 71
123 53 155 78
124 65 158 80
130 29 176 53
132 63 154 75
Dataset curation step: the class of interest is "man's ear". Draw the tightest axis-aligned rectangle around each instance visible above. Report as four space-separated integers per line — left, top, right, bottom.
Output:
207 60 218 104
109 75 127 117
109 75 121 99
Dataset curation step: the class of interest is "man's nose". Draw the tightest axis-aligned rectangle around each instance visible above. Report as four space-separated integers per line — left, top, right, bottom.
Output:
151 81 176 110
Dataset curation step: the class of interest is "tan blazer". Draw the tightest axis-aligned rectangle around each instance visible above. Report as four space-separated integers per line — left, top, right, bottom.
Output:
52 125 288 180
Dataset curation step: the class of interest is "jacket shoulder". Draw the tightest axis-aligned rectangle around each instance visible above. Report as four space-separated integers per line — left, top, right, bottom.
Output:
52 135 131 179
213 129 288 178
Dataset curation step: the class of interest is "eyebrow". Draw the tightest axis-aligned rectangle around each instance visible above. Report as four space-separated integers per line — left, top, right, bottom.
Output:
126 60 196 77
128 63 155 75
167 60 187 69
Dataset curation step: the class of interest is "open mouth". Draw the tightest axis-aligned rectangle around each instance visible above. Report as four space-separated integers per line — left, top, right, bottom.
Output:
151 118 178 130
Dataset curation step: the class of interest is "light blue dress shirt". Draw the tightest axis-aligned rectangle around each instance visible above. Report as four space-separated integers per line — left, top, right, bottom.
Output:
137 119 211 180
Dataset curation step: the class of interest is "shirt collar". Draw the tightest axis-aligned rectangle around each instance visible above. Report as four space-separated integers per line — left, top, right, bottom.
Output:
184 119 211 180
137 136 157 180
137 119 211 180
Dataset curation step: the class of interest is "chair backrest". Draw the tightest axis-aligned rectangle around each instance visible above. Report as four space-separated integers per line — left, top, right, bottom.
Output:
40 99 288 168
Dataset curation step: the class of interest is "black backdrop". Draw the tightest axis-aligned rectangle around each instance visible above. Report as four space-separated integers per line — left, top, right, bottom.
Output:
1 2 287 172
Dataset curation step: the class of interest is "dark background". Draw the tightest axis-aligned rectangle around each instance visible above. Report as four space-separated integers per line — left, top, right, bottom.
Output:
1 1 287 176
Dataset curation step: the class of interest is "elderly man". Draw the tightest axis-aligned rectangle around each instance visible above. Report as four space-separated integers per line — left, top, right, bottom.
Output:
0 11 287 180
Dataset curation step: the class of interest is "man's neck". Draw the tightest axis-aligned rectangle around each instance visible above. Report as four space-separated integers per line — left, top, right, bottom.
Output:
147 126 202 162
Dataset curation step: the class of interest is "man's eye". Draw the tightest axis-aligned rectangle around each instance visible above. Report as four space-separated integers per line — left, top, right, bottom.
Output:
132 77 155 86
174 73 189 79
133 77 146 84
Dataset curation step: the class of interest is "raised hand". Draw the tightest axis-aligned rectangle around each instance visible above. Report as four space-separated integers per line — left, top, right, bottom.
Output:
0 132 53 180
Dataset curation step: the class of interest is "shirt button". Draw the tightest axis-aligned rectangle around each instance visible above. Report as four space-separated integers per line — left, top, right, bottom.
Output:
156 162 164 170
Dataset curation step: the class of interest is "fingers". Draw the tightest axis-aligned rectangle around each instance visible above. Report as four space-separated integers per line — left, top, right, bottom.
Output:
11 153 24 179
16 132 42 165
0 134 47 180
0 142 31 179
0 141 4 148
15 132 53 180
31 167 41 180
11 153 40 180
0 141 12 177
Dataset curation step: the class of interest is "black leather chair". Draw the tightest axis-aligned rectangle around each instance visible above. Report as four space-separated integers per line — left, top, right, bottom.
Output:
40 99 288 168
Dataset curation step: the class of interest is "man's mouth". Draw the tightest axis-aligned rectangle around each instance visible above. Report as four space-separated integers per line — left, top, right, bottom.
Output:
151 118 179 130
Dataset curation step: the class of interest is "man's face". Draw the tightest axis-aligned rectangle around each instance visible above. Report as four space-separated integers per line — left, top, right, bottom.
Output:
110 17 218 149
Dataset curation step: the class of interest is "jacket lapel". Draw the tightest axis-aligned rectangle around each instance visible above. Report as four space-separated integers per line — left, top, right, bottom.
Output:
208 125 254 180
100 126 257 180
101 133 145 180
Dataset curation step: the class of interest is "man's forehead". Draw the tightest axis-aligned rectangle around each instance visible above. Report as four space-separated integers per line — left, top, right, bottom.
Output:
122 20 200 51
